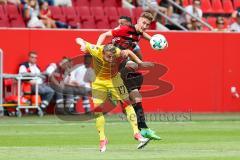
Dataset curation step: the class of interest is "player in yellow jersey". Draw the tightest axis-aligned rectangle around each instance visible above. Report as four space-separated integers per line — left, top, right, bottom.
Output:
76 37 154 152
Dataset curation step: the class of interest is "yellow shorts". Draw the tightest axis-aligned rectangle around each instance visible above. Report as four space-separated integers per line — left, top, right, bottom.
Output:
92 73 129 105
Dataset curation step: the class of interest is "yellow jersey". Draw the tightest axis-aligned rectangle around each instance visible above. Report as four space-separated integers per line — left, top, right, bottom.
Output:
85 42 124 80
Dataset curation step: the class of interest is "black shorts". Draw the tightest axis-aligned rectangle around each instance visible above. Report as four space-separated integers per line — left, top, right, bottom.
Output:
120 67 143 93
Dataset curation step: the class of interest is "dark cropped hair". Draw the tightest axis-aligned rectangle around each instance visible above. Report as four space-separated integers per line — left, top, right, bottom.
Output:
119 16 132 23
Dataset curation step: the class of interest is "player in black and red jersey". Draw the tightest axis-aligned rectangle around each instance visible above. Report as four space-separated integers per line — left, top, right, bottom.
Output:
96 12 161 141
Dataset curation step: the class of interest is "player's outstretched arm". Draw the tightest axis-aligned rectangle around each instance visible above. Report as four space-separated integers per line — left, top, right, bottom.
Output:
76 38 87 52
96 31 112 45
121 50 154 68
143 32 152 41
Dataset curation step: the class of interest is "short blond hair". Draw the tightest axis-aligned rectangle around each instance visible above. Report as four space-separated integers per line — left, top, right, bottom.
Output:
140 12 154 22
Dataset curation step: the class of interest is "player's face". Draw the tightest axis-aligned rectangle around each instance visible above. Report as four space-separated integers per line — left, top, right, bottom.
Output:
118 19 131 26
29 53 37 64
103 51 117 63
137 17 151 32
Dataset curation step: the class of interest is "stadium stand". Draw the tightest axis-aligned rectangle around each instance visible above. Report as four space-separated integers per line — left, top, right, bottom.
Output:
223 0 234 14
233 0 240 9
212 0 225 13
0 0 239 30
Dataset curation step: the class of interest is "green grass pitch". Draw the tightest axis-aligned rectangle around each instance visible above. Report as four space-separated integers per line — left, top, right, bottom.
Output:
0 113 240 160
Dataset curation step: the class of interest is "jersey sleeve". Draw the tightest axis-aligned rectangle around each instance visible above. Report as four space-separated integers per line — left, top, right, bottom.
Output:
18 65 27 74
85 42 103 58
111 26 128 37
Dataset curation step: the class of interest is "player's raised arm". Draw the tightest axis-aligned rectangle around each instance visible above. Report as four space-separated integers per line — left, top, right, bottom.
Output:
121 50 154 68
96 30 112 45
76 38 87 52
142 32 152 41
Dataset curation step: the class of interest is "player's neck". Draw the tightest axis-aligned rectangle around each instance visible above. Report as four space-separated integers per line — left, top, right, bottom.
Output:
134 24 141 32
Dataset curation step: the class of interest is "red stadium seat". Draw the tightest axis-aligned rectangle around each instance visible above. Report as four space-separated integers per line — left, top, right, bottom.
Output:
0 5 7 19
108 15 119 24
117 7 131 17
103 0 118 7
91 7 104 17
5 4 20 20
0 5 10 27
76 6 91 17
116 0 122 7
211 0 224 13
90 0 103 7
49 6 66 22
233 0 240 9
222 0 234 14
104 7 118 17
10 17 26 28
182 0 189 7
108 16 118 28
62 7 79 27
201 0 213 13
207 16 217 27
62 7 77 21
81 16 96 28
96 18 110 29
0 19 10 27
132 7 143 19
80 15 94 23
94 15 107 22
202 26 211 31
68 19 80 28
74 0 90 7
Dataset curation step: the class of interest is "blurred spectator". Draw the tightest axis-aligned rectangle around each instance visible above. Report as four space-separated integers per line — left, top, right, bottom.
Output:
19 51 54 112
127 0 138 6
45 57 73 113
38 0 54 6
0 0 7 4
188 18 202 31
137 0 168 17
180 0 202 28
231 7 240 19
229 11 240 32
64 54 95 114
7 0 21 5
213 16 229 32
165 0 184 30
39 1 56 28
159 0 177 17
54 0 72 7
23 0 45 28
47 57 90 114
168 0 183 21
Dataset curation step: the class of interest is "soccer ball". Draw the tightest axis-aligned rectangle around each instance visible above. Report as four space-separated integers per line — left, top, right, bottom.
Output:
150 34 168 50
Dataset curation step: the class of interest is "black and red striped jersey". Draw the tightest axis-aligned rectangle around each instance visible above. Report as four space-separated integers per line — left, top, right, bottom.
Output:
111 25 142 51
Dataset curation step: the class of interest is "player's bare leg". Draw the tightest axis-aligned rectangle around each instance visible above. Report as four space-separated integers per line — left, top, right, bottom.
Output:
124 61 161 140
94 104 108 152
120 99 150 149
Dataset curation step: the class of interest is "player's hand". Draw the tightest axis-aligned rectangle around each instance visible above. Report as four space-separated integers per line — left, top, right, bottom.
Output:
139 62 154 68
75 38 86 52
